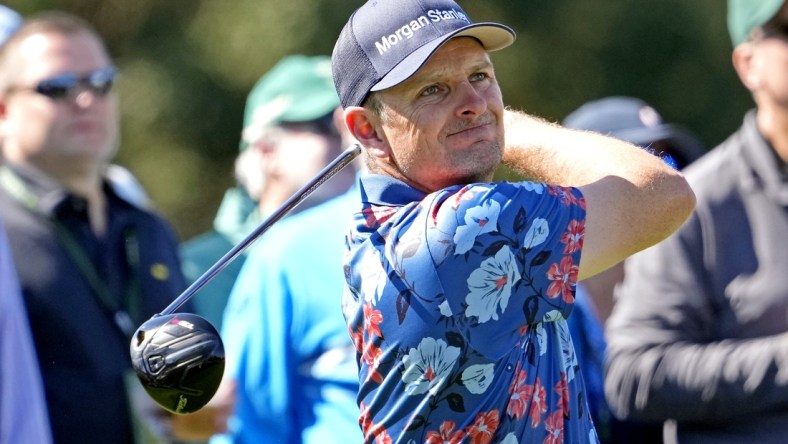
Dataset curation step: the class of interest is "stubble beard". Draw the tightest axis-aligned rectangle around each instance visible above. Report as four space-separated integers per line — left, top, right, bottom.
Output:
450 139 502 184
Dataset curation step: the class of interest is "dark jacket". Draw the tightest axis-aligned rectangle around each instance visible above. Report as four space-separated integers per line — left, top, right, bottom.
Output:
604 110 788 443
0 163 187 444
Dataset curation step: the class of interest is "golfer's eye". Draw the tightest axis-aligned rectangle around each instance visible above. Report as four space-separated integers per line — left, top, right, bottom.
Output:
419 84 440 97
470 72 491 83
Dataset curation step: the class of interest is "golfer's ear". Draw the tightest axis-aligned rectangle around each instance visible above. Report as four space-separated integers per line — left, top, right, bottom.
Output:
344 106 388 159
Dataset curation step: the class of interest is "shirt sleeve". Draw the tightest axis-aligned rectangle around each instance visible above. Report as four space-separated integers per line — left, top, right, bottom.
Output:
429 182 586 360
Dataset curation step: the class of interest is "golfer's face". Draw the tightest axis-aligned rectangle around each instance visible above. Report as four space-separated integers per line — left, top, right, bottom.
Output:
375 37 505 192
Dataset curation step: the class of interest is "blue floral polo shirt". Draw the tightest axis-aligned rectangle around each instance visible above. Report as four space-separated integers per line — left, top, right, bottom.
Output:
342 174 598 443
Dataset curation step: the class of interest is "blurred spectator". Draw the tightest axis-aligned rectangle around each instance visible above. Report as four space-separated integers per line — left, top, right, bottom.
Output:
3 4 153 213
563 96 706 177
211 61 361 442
562 96 705 443
0 11 188 444
179 55 354 333
0 6 52 444
0 11 51 444
604 1 788 442
0 219 52 444
213 178 362 444
176 55 357 443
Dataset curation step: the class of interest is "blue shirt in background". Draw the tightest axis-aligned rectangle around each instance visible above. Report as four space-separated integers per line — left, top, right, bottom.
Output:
214 187 362 444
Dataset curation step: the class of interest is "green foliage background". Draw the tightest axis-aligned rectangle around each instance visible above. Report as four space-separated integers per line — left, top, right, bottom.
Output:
7 0 748 241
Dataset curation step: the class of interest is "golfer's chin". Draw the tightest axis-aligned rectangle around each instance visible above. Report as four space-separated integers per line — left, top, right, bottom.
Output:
452 168 497 186
461 142 502 180
439 159 500 188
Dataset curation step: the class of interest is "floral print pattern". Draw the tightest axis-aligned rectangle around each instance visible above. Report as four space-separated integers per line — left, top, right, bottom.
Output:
402 337 461 395
343 175 595 443
465 245 521 323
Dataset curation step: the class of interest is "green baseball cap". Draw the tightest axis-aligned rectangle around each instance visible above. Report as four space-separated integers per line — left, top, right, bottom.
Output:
727 0 785 46
240 55 340 150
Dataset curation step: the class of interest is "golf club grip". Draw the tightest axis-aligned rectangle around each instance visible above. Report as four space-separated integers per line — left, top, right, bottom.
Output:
159 143 362 316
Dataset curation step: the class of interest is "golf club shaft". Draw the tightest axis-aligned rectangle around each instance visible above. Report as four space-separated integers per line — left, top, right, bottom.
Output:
159 143 362 316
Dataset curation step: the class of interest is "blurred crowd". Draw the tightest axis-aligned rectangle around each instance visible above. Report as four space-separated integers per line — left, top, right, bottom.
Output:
2 0 788 443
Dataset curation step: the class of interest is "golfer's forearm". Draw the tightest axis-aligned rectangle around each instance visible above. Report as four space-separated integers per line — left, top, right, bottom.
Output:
502 107 674 188
502 107 696 278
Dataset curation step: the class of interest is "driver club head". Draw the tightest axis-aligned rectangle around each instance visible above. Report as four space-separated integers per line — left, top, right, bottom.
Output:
129 313 225 414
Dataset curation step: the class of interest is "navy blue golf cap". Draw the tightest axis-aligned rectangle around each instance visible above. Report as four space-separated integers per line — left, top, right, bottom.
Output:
332 0 515 108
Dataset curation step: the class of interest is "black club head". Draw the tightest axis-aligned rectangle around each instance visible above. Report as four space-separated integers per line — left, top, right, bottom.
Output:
129 313 225 414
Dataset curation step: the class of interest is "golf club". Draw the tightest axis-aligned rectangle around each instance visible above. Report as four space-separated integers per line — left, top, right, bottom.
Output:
129 143 362 414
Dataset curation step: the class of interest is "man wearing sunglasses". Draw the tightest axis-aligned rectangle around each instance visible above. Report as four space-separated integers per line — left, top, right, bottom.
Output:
604 1 788 442
0 11 187 444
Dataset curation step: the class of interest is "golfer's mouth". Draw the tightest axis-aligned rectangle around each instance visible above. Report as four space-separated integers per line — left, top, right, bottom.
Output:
447 122 494 142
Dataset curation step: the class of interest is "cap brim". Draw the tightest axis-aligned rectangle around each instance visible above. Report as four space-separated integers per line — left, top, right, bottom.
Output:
370 22 515 92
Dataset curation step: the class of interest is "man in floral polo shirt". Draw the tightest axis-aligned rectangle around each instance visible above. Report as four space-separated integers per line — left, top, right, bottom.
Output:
330 0 696 442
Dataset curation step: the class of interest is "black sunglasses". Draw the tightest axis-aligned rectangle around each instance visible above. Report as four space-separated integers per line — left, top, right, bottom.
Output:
16 66 117 101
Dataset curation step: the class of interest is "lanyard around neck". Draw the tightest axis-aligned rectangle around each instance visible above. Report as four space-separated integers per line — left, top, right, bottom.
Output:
0 165 141 338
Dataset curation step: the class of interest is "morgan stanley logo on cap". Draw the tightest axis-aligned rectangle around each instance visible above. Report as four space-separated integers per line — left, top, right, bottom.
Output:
332 0 516 108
